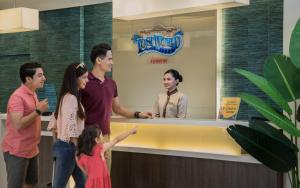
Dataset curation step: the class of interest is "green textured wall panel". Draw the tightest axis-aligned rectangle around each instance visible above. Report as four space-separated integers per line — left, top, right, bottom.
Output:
0 3 112 112
84 2 112 77
221 0 283 120
0 55 30 111
31 7 81 95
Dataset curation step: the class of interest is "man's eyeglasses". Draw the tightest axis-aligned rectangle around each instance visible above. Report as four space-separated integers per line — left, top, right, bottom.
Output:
76 62 86 69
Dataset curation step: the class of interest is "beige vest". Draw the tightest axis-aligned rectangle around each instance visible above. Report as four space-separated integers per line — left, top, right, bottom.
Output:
153 91 188 118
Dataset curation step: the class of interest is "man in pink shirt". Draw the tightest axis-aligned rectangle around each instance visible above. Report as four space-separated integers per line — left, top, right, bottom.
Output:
2 62 48 188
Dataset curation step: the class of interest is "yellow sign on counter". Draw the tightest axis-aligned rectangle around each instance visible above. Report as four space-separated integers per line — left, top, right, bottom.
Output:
218 97 241 120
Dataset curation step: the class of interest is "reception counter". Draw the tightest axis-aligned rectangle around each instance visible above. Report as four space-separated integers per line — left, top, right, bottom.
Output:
110 117 252 162
0 114 282 188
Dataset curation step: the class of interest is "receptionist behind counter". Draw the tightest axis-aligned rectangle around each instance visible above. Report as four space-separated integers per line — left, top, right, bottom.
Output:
153 69 188 118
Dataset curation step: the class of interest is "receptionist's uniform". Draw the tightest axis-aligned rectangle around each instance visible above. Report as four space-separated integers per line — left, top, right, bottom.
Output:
153 89 188 118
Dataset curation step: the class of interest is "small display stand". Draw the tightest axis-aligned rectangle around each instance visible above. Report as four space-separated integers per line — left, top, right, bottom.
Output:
218 97 241 120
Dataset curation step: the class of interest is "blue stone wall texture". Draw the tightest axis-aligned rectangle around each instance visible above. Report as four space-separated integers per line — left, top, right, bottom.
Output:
221 0 283 120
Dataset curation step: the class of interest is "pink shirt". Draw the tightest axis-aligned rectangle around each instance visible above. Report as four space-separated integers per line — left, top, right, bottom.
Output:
2 85 41 158
48 94 84 142
78 144 111 188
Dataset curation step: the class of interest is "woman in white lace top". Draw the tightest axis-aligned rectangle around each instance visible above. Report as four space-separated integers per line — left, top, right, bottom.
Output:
48 62 88 188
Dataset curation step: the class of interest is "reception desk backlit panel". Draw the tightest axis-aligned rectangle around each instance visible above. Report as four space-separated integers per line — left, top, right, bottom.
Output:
110 122 241 156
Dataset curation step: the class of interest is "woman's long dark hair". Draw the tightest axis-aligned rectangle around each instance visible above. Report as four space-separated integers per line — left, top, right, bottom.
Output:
77 126 101 156
54 62 87 120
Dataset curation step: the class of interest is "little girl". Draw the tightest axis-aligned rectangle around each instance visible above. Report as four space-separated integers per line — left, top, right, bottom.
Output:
77 126 137 188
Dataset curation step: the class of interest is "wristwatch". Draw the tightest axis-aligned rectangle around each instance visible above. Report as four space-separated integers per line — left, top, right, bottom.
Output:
134 111 140 119
35 108 42 115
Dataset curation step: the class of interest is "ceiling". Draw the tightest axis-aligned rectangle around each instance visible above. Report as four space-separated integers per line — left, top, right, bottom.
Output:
0 0 111 11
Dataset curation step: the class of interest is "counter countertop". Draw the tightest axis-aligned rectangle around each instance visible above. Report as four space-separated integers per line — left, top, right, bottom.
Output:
0 113 248 127
0 113 257 164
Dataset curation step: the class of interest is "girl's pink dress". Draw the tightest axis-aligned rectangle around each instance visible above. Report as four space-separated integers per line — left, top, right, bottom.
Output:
78 144 111 188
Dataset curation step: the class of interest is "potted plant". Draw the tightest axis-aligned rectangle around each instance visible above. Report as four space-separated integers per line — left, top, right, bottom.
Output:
227 18 300 188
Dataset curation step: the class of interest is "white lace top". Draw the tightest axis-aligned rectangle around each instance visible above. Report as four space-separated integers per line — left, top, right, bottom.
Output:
47 94 84 142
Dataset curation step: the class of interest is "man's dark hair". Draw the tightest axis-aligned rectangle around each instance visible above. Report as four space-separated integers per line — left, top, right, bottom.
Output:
19 62 42 83
90 43 111 65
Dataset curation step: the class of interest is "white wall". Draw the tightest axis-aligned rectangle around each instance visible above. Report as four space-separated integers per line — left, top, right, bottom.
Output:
113 11 217 119
283 0 300 56
0 0 111 11
113 0 249 20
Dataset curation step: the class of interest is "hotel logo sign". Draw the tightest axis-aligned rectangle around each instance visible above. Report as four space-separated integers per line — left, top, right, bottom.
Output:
132 24 184 56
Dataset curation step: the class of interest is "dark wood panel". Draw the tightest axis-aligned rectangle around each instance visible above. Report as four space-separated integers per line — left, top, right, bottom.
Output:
34 145 283 188
38 136 54 187
111 151 283 188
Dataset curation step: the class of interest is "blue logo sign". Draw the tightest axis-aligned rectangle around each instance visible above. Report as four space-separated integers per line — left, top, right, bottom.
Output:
132 25 184 56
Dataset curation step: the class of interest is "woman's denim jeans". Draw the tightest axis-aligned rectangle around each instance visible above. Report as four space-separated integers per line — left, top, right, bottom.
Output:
52 140 85 188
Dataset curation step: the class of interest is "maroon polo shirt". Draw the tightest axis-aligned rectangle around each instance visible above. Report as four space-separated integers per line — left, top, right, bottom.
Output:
81 72 118 135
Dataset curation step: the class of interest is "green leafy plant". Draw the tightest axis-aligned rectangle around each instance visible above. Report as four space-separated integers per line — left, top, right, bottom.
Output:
227 18 300 188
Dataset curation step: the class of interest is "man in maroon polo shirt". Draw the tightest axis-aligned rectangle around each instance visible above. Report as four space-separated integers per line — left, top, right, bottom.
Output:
81 43 152 170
